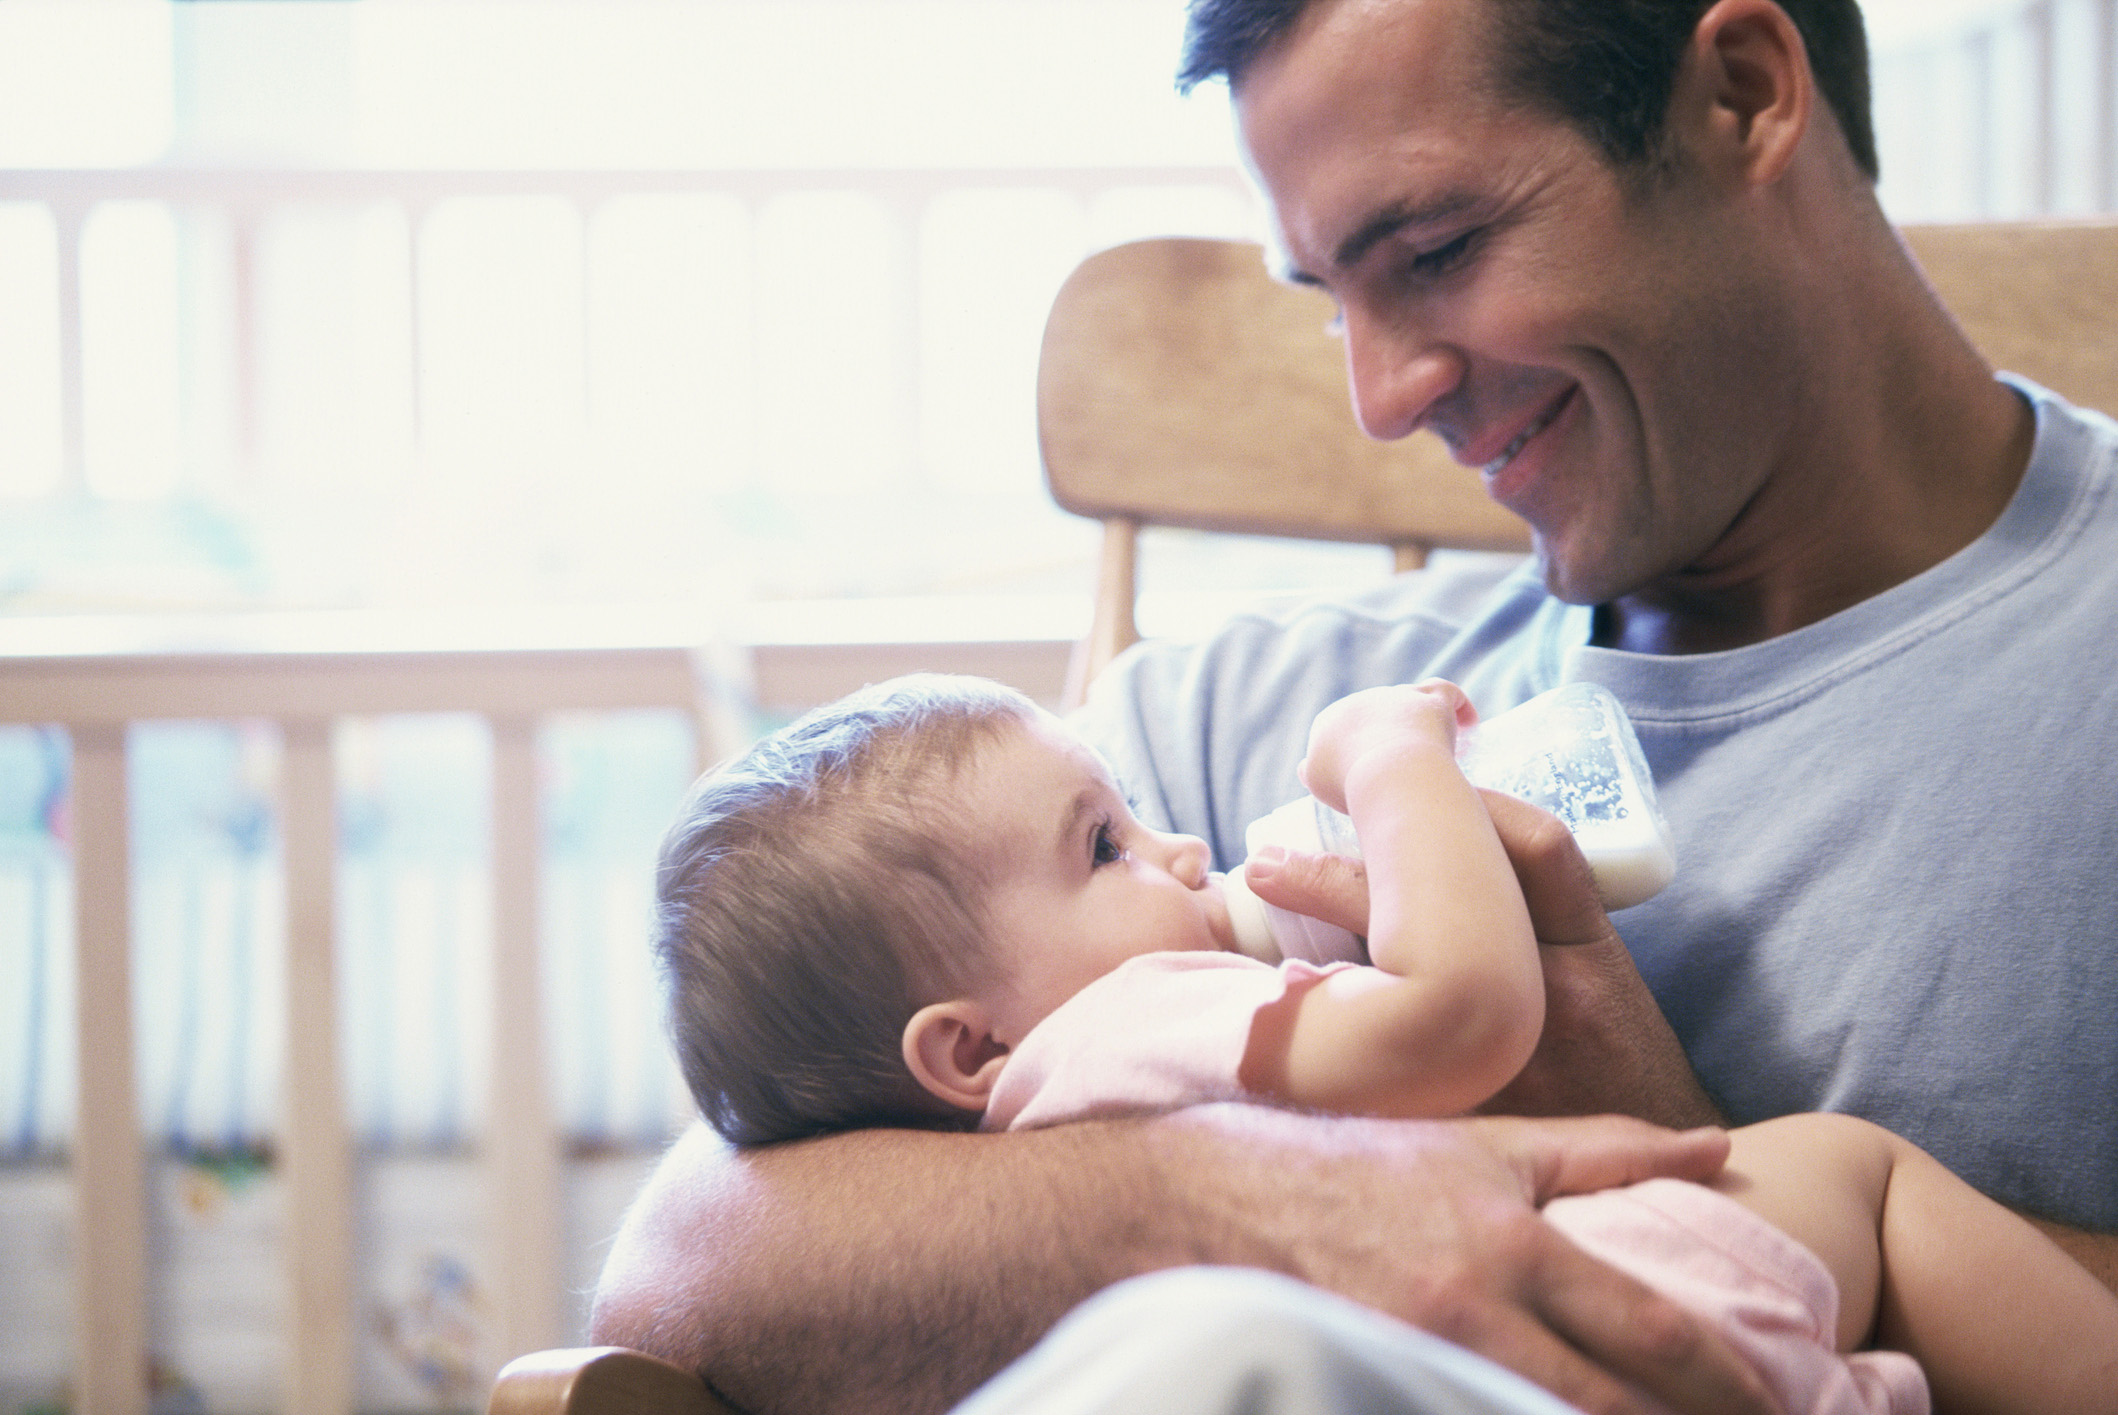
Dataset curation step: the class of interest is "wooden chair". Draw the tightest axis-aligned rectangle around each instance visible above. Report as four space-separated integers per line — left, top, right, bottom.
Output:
485 217 2118 1415
488 1346 735 1415
1039 222 2118 705
1038 236 1531 707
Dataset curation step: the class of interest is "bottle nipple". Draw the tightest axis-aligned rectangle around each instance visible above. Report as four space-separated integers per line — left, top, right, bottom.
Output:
1216 868 1283 962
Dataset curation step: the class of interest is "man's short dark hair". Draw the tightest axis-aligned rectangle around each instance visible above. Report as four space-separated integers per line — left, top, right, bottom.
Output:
1179 0 1878 182
654 674 1036 1146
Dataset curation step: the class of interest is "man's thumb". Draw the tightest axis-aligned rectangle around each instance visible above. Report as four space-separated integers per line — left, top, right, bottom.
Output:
1243 846 1370 935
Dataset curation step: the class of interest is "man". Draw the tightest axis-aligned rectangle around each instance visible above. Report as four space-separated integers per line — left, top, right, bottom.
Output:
593 1 2118 1410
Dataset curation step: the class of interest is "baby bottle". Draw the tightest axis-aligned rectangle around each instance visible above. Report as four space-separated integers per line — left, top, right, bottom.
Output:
1219 682 1676 964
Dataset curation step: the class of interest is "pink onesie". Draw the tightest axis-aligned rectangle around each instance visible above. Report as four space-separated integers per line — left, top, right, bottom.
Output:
984 951 1929 1415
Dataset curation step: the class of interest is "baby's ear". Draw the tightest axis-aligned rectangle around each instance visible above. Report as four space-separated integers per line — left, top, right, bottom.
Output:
903 1000 1009 1114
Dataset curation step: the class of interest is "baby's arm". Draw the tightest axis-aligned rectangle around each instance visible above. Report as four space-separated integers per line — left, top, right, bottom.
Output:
1240 682 1543 1117
1716 1113 2118 1413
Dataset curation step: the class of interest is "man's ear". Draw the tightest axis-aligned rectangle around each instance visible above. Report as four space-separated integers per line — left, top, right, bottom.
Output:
1672 0 1813 187
903 1000 1010 1114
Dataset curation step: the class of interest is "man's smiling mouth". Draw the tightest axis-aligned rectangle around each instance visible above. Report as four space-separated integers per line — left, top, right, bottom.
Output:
1482 389 1573 478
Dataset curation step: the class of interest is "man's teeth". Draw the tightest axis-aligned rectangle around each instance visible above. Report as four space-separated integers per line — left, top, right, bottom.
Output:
1483 403 1560 476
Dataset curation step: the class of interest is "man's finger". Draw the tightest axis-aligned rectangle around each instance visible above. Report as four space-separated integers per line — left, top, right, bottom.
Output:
1388 1215 1776 1415
1528 1230 1784 1415
1477 791 1610 946
1482 1114 1732 1201
1242 845 1370 934
1404 1293 1688 1415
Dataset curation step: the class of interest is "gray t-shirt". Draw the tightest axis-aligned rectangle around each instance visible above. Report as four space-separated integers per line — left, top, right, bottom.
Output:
1075 377 2118 1231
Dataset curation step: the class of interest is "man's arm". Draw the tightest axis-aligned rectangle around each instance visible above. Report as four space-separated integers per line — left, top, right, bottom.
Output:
1246 792 1723 1130
591 1110 1778 1415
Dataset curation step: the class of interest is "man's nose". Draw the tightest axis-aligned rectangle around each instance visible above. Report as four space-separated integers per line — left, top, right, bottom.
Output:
1343 312 1466 443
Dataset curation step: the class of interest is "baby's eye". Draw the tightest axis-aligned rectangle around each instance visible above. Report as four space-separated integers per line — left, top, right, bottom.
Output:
1091 820 1125 867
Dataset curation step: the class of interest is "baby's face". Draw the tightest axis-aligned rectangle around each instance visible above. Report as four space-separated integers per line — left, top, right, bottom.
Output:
959 713 1238 1044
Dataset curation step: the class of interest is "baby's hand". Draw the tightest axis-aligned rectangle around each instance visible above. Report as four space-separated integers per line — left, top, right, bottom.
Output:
1299 680 1478 812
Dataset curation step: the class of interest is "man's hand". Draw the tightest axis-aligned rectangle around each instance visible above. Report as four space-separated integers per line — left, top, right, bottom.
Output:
1178 1106 1778 1415
1242 792 1722 1128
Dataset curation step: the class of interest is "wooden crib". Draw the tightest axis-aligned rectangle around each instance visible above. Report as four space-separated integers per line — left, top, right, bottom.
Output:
0 610 1069 1415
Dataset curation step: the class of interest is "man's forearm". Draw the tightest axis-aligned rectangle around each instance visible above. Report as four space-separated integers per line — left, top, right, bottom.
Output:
592 1109 1779 1415
590 1120 1203 1415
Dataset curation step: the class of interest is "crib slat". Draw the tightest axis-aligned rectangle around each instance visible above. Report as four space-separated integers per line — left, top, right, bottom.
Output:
2100 0 2117 212
281 718 355 1415
488 714 565 1362
54 204 87 498
70 725 147 1415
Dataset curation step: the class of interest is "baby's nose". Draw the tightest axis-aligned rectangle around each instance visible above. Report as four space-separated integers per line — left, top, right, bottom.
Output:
1166 833 1212 889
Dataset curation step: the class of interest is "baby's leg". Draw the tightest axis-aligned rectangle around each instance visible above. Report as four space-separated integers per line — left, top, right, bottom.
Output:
1716 1112 2118 1414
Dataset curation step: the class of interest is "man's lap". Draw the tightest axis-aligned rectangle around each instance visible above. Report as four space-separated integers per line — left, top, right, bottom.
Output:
950 1266 1579 1415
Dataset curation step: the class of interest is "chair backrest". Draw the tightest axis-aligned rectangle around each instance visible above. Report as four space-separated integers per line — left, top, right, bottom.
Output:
1036 237 1527 704
1902 221 2118 414
1039 221 2118 704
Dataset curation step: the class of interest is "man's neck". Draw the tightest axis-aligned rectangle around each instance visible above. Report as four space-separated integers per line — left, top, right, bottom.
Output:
1593 252 2037 658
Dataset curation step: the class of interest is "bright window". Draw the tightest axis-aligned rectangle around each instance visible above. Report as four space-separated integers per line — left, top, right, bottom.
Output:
2 0 1369 623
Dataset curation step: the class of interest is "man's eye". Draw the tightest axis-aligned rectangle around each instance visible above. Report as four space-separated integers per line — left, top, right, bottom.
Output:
1091 821 1124 867
1409 230 1477 276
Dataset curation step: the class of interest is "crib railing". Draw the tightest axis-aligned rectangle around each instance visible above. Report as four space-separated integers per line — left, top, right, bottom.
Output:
0 609 1070 1415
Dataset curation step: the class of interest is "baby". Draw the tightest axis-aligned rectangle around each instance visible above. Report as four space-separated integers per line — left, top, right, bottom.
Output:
654 673 2118 1415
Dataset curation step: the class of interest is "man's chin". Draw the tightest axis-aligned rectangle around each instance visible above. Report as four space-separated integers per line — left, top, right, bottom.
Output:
1533 539 1640 610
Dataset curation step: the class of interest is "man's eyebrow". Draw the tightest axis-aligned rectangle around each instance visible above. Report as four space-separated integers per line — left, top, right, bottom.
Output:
1281 194 1482 287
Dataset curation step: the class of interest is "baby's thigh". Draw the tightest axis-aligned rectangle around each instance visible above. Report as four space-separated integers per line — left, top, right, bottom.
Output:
1712 1113 1895 1350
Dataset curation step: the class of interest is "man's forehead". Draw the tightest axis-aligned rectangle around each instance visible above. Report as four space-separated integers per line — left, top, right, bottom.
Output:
1234 0 1514 272
1236 23 1508 266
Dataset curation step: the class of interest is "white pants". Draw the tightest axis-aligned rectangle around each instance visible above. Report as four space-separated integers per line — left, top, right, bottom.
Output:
951 1267 1579 1415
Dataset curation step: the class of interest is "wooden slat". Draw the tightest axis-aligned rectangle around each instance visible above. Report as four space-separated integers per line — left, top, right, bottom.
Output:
2100 0 2117 212
54 205 87 499
1062 517 1140 711
487 715 565 1365
0 637 1079 726
69 724 147 1415
280 718 354 1415
0 645 701 727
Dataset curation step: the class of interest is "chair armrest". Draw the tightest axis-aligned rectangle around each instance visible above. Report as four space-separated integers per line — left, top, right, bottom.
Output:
489 1346 739 1415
